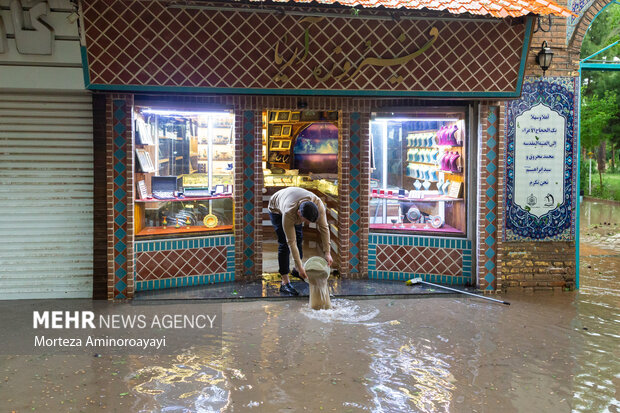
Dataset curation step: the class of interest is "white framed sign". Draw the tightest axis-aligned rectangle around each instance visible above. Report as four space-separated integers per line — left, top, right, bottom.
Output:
514 103 565 217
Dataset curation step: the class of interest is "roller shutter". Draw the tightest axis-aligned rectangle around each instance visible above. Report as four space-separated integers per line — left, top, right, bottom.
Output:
0 92 93 299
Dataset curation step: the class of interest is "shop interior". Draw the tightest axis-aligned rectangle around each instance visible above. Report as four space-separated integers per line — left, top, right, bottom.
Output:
369 110 467 236
132 106 235 237
130 105 468 279
261 110 341 276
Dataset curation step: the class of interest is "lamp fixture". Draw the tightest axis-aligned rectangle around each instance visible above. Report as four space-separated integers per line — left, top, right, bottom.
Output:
536 41 554 76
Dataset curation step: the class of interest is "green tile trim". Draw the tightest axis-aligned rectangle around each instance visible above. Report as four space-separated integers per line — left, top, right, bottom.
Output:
136 272 235 292
368 235 470 250
368 271 467 285
135 235 235 252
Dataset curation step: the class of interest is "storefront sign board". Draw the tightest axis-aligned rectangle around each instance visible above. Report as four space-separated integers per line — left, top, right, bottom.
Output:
80 0 532 97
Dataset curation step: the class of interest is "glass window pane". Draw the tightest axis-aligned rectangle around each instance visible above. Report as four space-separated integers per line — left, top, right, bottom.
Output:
369 110 467 236
134 107 234 236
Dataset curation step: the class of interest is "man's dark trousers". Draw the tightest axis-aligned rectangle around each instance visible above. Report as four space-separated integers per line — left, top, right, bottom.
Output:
269 212 303 275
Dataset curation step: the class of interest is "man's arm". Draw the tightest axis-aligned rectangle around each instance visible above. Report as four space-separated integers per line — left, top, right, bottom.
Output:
282 213 304 272
316 201 333 266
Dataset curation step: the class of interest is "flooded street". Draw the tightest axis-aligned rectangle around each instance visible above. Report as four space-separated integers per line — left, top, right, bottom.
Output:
1 200 618 412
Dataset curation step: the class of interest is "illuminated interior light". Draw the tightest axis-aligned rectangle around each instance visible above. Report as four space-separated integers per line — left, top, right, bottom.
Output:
140 109 233 118
372 118 461 122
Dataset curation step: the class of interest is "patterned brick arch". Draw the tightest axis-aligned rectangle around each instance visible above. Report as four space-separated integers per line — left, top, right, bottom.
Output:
568 0 615 54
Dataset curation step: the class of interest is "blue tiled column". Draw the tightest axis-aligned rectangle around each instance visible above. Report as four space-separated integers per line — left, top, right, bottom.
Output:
111 99 130 299
482 106 499 290
241 110 256 278
349 112 362 274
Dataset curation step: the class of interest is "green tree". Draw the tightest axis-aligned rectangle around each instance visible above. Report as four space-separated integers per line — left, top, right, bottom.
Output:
581 90 616 187
580 3 620 180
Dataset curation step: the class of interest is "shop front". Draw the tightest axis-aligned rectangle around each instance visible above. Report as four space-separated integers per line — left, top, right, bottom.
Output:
78 0 573 299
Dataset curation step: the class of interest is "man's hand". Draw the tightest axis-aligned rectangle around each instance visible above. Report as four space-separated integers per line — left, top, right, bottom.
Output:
298 267 308 281
325 253 333 267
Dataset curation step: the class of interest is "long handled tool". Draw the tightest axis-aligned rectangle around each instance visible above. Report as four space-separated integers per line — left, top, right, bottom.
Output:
406 278 510 305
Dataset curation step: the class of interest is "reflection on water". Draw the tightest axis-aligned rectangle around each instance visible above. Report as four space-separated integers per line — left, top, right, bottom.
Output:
366 331 456 412
575 201 620 412
580 200 620 251
1 201 618 412
130 348 234 412
122 226 618 412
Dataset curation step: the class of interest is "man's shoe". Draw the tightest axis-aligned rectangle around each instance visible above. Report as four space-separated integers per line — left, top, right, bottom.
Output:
279 283 299 296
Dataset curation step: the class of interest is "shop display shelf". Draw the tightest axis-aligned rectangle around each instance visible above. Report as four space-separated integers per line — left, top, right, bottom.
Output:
371 194 462 202
136 194 233 203
407 161 438 166
370 222 463 234
136 225 233 237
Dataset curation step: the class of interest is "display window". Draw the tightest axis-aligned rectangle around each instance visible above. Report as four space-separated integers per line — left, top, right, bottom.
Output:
262 110 339 194
133 106 234 236
369 109 467 236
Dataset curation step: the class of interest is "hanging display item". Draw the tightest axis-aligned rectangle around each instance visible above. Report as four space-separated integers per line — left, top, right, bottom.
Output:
406 206 421 222
203 214 218 228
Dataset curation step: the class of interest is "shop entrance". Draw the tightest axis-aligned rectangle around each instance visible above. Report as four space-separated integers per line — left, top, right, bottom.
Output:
260 110 340 282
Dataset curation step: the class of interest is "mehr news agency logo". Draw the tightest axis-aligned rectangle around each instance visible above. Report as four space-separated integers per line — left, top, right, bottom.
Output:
32 311 217 350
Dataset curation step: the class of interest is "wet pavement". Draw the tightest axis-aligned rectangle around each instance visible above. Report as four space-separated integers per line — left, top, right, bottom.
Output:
1 200 618 412
134 278 454 301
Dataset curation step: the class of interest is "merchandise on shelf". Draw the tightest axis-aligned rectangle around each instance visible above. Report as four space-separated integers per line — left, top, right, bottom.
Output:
133 106 235 236
369 111 467 235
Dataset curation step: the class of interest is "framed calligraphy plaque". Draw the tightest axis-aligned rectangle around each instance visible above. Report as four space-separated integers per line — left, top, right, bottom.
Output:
504 77 578 241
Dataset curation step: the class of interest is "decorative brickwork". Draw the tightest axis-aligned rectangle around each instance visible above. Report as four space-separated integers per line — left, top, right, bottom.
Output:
107 96 133 299
359 113 371 279
100 94 593 297
369 235 472 285
337 112 351 277
501 242 576 292
477 105 501 291
567 0 615 52
348 113 363 275
134 235 235 291
81 0 531 97
240 110 258 279
91 0 608 297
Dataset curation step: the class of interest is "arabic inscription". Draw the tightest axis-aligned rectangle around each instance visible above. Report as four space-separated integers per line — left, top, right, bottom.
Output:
272 17 438 85
514 103 566 217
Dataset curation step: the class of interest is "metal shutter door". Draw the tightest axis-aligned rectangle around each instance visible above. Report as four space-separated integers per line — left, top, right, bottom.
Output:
0 92 93 299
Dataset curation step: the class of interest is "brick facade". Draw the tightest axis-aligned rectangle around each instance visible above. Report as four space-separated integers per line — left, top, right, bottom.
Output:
501 242 576 292
495 0 612 293
92 1 614 298
101 95 500 298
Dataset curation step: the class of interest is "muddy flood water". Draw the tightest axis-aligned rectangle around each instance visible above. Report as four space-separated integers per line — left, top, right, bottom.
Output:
1 200 619 412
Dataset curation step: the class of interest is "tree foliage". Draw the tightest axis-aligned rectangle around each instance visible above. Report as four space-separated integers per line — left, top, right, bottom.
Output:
580 3 620 153
580 89 617 151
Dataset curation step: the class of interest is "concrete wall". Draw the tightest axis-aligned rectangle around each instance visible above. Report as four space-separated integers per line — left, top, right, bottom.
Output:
0 0 84 91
